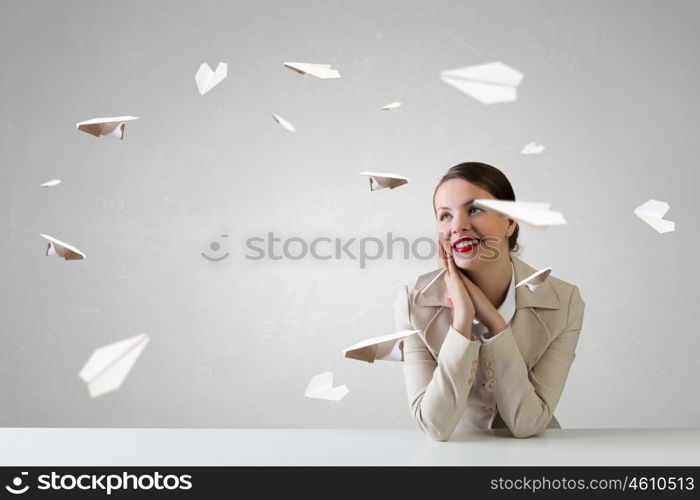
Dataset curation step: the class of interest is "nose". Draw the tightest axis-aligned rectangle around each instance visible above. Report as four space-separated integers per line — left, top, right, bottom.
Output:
450 211 470 235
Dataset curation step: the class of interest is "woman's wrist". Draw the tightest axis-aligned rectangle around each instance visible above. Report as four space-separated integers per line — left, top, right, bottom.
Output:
483 319 508 338
451 319 475 341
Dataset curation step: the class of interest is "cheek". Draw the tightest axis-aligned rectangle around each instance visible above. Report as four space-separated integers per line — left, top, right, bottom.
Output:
475 220 508 242
473 219 497 235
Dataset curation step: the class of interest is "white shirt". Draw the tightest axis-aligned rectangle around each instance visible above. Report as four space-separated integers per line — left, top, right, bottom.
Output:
471 262 516 344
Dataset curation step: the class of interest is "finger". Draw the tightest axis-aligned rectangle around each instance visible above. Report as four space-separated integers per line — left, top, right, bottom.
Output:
438 239 448 269
457 271 478 299
457 270 473 288
443 240 453 263
447 245 462 277
442 242 454 277
461 273 482 298
446 247 460 280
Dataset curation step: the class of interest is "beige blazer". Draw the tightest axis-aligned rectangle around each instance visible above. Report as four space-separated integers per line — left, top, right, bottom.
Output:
394 254 585 441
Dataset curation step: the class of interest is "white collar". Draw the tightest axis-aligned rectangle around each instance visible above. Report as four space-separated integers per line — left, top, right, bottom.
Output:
473 261 516 334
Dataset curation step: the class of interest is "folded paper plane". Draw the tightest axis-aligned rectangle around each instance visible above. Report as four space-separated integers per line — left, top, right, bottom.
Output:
195 62 227 95
76 116 138 140
304 372 348 401
634 199 675 233
79 334 150 398
521 142 545 154
359 171 409 191
343 330 418 363
472 199 566 227
271 113 295 132
516 267 552 291
39 234 85 260
380 101 402 110
40 179 61 188
283 62 341 79
440 61 524 104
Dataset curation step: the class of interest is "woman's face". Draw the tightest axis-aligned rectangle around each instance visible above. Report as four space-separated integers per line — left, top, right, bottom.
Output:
434 178 516 271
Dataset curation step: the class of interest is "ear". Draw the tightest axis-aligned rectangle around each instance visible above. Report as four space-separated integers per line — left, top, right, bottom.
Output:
506 218 517 238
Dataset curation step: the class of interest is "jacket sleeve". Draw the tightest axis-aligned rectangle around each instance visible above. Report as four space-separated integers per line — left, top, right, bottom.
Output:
480 285 585 438
395 285 481 441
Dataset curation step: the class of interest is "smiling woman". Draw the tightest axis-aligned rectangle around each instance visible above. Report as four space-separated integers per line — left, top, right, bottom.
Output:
395 162 585 441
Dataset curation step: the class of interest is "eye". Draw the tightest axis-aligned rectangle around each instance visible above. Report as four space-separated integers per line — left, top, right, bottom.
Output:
439 212 451 221
469 206 483 215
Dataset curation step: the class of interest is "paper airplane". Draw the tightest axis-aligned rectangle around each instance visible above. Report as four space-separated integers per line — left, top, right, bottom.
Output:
40 179 61 188
521 142 545 154
79 334 149 398
440 61 524 104
359 171 409 191
634 199 675 233
304 371 348 401
343 330 418 363
283 62 341 79
472 199 566 227
39 234 86 260
380 101 402 110
76 116 138 140
516 267 552 291
271 113 295 132
195 62 227 95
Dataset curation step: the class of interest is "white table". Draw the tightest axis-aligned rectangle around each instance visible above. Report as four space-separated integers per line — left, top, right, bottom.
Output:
1 428 699 466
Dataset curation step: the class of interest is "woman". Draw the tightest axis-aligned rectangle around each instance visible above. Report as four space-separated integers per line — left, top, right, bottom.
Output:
394 162 585 441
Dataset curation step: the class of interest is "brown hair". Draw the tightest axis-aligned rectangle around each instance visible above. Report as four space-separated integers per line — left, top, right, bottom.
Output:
433 162 520 253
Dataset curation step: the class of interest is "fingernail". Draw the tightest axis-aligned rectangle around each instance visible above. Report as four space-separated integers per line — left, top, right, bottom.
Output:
446 298 453 307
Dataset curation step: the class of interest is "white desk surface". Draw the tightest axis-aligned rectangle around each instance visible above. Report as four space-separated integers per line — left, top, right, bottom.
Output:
1 428 699 466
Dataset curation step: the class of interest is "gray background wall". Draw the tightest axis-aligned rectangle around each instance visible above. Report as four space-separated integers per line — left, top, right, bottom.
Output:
1 0 698 428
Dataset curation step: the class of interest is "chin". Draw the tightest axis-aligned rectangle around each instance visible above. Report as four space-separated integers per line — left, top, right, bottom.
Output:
452 253 480 270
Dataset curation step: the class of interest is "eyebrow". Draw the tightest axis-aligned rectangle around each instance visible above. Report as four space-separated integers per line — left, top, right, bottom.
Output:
436 198 477 211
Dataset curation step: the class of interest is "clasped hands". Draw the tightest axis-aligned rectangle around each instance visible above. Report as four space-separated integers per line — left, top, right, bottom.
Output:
440 240 507 341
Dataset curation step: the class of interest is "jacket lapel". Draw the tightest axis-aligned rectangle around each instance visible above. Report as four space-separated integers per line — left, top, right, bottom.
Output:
412 268 448 307
511 255 561 311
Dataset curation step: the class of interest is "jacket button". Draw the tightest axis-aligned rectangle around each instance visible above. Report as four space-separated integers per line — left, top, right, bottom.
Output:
481 359 491 368
488 378 497 386
485 368 494 377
